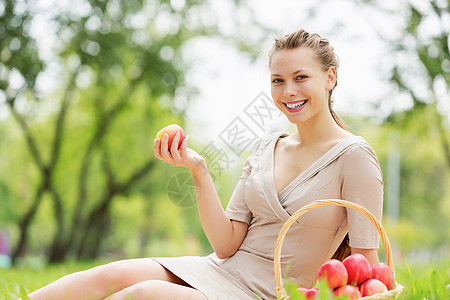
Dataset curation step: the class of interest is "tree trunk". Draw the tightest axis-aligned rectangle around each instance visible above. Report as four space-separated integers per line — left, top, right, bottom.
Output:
47 189 67 263
66 78 142 257
75 158 156 260
76 192 114 260
11 182 46 264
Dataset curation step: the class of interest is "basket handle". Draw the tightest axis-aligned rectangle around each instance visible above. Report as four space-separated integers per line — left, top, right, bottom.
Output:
274 199 394 300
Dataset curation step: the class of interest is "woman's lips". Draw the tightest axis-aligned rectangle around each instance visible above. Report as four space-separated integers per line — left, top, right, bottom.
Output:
283 99 307 112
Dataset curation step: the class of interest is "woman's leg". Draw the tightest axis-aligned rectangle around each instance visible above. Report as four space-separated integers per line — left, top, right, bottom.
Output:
28 258 190 300
104 280 207 300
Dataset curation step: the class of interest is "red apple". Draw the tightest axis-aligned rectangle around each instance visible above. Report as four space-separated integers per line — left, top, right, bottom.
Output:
156 124 186 151
372 263 394 290
360 278 388 297
297 287 309 295
317 259 348 289
333 285 362 299
342 254 372 286
297 287 318 299
304 288 318 299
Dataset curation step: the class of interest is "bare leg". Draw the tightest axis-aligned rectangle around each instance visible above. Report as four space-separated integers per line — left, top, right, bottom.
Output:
104 280 207 300
27 259 190 300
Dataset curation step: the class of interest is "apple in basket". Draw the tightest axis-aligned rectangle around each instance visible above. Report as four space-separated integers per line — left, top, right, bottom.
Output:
360 278 388 297
342 254 372 286
372 263 394 290
297 287 318 299
317 259 348 290
333 284 362 299
156 124 186 151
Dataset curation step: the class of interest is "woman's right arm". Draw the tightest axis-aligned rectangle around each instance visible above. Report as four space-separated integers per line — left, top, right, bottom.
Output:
153 132 248 259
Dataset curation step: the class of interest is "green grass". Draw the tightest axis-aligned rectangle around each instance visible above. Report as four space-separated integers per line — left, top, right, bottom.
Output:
0 260 104 299
0 258 449 299
392 258 450 300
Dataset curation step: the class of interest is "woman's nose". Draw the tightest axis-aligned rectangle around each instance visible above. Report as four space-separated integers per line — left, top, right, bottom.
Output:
282 81 297 98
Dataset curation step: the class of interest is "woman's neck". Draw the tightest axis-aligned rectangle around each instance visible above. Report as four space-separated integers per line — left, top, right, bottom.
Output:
293 112 350 146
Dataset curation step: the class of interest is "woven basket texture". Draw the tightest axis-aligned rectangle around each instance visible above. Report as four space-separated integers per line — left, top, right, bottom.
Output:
274 199 404 300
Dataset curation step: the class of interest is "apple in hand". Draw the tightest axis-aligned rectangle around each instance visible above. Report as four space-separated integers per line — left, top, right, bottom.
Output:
156 124 186 151
342 254 372 286
333 285 362 299
372 263 394 290
360 278 388 297
297 287 318 299
317 259 348 290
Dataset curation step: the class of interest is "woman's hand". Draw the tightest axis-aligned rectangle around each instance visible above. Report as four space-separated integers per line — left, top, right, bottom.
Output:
155 131 247 258
153 132 206 173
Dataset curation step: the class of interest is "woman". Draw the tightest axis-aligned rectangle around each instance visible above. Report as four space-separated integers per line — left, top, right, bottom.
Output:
27 29 383 300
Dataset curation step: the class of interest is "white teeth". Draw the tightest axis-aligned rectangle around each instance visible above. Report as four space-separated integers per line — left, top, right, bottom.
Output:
285 100 306 109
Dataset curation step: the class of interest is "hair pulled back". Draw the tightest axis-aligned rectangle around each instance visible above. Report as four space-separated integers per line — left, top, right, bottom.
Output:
269 29 347 130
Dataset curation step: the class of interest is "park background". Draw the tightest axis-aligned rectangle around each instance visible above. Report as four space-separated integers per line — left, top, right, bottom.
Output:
0 0 449 298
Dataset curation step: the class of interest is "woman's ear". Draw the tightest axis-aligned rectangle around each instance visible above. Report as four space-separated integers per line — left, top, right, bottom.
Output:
326 67 337 90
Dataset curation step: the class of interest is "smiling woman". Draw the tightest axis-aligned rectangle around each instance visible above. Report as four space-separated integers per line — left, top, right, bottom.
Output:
26 29 383 300
269 30 345 130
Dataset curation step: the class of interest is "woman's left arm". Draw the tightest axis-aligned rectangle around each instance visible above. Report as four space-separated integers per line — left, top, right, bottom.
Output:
351 248 379 265
341 144 384 263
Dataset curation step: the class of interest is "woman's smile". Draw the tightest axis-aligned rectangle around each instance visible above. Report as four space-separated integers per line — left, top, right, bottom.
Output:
283 99 308 112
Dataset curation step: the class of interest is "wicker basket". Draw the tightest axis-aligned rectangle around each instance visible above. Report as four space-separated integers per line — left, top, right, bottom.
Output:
274 199 404 299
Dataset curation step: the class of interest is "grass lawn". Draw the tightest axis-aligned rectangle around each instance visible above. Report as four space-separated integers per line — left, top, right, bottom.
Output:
0 257 449 299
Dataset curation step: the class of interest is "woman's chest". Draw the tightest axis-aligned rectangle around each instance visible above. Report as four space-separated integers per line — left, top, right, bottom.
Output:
273 139 337 195
245 160 344 227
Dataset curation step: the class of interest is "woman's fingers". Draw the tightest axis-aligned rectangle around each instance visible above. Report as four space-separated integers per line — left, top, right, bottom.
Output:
153 137 162 159
180 134 189 155
171 132 182 161
160 133 173 160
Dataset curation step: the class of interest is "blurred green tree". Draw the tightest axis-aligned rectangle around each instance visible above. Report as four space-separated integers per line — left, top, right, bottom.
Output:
383 0 449 167
360 0 450 251
0 0 272 263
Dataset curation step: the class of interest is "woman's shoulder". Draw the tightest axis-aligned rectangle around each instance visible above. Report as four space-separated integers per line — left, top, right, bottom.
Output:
339 136 382 175
342 136 378 157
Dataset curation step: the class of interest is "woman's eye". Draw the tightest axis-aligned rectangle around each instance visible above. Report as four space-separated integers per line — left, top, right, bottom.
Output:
296 75 307 80
272 78 283 83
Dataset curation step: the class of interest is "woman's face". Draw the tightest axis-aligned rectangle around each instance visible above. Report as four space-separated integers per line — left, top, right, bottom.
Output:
270 47 336 125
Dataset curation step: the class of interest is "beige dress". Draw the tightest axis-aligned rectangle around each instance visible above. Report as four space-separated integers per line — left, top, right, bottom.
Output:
153 132 383 300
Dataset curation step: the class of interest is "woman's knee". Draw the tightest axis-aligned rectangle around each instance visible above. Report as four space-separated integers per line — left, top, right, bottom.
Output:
126 280 162 299
86 260 132 292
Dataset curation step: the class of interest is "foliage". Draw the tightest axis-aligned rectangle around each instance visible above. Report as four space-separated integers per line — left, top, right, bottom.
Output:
0 0 448 274
359 2 450 251
343 111 450 253
0 258 448 299
378 0 450 167
0 0 273 264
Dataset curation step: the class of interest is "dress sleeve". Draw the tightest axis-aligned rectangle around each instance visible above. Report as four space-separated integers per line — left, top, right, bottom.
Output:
225 138 261 225
341 143 384 249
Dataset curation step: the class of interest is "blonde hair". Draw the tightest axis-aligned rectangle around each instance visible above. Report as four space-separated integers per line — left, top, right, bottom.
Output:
269 29 347 130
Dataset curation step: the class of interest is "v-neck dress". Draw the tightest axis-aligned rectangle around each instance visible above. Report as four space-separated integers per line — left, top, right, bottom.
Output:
152 132 383 300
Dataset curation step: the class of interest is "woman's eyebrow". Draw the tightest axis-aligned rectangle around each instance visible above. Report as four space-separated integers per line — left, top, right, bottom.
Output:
271 69 307 77
292 69 307 75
